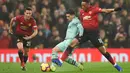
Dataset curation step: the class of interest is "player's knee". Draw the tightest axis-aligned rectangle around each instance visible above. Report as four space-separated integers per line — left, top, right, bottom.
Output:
24 49 29 55
70 39 79 47
17 42 23 49
25 49 29 52
98 46 106 54
52 47 60 52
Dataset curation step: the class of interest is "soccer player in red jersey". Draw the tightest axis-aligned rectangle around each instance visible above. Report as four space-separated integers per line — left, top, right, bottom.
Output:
9 7 38 71
54 0 123 72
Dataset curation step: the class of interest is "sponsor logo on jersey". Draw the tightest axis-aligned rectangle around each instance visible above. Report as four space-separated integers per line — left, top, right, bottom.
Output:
83 16 91 20
20 26 28 30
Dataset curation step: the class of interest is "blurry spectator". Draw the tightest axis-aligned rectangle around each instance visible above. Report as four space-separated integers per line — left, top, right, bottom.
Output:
38 24 51 38
56 16 67 39
38 0 51 12
99 0 106 8
120 9 128 25
125 13 130 47
31 5 40 20
32 30 48 49
48 27 62 47
17 2 24 14
14 9 20 16
100 18 117 47
113 3 120 8
51 0 62 10
114 26 127 48
115 18 122 31
52 9 60 25
104 0 113 8
99 29 109 48
0 30 11 48
58 4 66 16
41 7 52 27
5 0 14 13
0 4 9 22
0 20 4 32
101 19 116 39
28 0 37 6
125 13 130 38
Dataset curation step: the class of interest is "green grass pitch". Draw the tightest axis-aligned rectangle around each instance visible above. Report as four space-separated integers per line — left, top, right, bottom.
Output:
0 62 129 73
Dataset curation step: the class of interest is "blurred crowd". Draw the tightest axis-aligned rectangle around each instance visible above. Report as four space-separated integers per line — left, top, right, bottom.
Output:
0 0 130 49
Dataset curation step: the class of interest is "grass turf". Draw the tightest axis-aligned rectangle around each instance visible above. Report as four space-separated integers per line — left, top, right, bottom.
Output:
0 62 129 73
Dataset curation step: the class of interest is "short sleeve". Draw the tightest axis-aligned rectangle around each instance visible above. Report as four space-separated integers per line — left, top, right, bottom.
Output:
13 15 21 21
32 20 38 30
94 7 102 14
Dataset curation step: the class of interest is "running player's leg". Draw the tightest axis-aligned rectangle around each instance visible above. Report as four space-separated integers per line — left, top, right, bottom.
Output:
65 53 84 71
23 49 29 64
61 38 79 61
51 46 63 67
51 39 73 67
51 40 83 70
23 40 31 64
61 31 88 61
89 30 122 72
21 40 31 71
51 41 67 71
22 48 28 71
51 39 77 65
17 39 25 68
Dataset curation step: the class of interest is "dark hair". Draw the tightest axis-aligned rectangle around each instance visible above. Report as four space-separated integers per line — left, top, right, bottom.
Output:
66 9 75 15
82 0 90 3
24 7 32 11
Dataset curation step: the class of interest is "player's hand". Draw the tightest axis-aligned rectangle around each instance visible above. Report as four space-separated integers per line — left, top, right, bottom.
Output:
9 29 13 34
76 35 82 41
23 36 32 40
114 7 122 11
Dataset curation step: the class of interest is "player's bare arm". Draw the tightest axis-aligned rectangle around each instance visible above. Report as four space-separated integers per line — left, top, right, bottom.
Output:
101 7 122 13
9 17 15 34
23 29 38 40
101 9 115 13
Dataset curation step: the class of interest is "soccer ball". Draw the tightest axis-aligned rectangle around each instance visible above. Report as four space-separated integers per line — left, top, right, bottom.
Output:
40 63 51 72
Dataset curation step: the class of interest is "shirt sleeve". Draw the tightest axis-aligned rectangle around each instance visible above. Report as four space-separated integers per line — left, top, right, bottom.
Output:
94 7 102 14
77 21 84 37
13 15 21 21
32 20 38 30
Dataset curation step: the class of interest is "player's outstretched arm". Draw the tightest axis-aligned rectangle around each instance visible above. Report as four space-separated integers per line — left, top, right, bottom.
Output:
101 7 122 13
30 29 38 38
9 18 15 34
23 29 38 40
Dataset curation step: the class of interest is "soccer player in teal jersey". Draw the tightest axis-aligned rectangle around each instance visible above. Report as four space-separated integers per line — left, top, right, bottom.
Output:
50 9 84 71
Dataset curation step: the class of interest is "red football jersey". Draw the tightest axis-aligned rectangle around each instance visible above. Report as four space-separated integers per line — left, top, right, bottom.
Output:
80 6 102 30
14 15 37 36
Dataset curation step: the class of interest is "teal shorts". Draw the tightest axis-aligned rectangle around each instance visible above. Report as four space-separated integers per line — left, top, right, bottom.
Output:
56 39 73 52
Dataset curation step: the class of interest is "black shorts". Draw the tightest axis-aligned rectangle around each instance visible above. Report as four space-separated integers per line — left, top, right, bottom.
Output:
78 30 104 48
16 34 31 48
